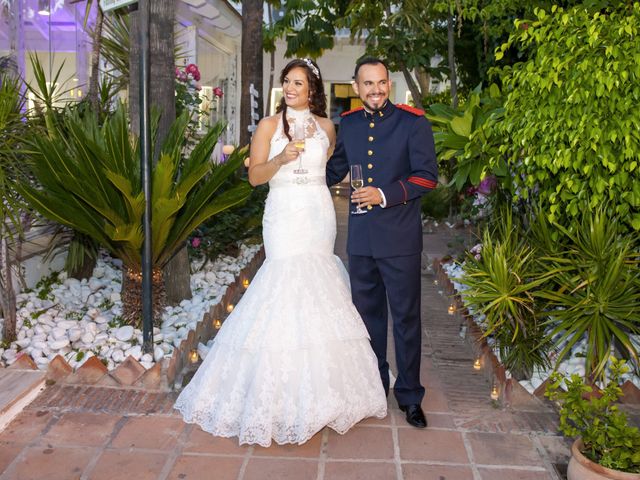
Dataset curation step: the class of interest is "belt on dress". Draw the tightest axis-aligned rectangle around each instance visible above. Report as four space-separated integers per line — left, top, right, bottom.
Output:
269 176 326 188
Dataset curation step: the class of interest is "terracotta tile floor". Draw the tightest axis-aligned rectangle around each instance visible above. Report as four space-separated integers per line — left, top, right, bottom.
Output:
0 196 568 480
0 395 564 479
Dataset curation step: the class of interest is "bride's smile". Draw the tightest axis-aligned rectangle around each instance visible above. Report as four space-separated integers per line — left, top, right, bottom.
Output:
282 67 310 110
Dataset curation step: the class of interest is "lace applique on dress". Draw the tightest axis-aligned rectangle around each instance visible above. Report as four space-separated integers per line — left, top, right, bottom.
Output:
271 108 329 149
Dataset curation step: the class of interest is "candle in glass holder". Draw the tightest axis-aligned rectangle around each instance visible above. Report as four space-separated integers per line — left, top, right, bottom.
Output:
214 319 222 329
242 279 250 289
189 349 199 363
473 358 481 370
226 303 234 313
490 383 500 401
448 304 456 315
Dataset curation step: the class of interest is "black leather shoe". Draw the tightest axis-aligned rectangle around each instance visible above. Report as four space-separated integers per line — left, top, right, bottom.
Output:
399 404 427 428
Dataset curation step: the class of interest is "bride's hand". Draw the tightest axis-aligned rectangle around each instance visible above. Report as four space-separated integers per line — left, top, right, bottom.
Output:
274 141 301 166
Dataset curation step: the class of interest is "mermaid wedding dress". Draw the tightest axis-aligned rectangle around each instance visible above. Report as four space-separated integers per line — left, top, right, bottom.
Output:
174 108 387 447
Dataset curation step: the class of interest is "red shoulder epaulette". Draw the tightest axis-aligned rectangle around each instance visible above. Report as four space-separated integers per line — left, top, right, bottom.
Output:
340 106 364 117
396 103 425 116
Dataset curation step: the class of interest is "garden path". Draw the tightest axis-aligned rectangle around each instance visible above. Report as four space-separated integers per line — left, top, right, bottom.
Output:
0 192 570 480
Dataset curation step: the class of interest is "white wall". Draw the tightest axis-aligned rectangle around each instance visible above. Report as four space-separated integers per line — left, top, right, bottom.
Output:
262 38 413 117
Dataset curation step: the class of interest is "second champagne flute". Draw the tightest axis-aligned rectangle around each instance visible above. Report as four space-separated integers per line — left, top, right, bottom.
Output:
350 164 366 214
293 119 308 174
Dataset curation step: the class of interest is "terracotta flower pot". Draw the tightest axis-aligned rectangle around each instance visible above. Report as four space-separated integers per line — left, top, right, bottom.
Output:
568 439 640 480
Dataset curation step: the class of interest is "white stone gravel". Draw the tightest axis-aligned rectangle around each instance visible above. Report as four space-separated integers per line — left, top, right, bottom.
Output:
0 242 261 371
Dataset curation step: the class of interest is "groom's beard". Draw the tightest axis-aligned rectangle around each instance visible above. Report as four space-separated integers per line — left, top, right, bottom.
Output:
363 99 388 113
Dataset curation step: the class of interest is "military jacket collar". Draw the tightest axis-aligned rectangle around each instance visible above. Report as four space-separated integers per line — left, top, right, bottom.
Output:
362 101 395 123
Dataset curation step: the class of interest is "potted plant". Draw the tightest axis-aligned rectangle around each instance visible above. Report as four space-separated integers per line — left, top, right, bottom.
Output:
546 357 640 479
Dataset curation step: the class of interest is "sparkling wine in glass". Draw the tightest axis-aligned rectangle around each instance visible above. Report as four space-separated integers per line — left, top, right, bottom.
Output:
293 119 308 174
350 164 366 214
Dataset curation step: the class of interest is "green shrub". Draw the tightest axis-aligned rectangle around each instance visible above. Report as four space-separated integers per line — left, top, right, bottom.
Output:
421 184 455 221
536 207 640 382
189 184 267 265
457 206 552 379
490 4 640 232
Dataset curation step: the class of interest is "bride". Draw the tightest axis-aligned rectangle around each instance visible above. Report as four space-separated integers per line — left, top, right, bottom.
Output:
174 58 387 447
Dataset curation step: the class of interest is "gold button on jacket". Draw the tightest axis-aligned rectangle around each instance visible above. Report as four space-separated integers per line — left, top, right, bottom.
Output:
367 177 373 183
367 163 373 169
367 150 373 156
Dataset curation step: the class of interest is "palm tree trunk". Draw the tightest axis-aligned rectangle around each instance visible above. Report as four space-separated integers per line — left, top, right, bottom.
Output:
130 1 190 304
129 6 140 135
448 5 458 108
88 5 104 113
0 233 17 343
414 67 431 98
8 0 24 80
240 0 264 147
149 0 177 157
122 267 166 327
148 0 191 304
266 4 275 117
447 3 459 218
400 64 423 111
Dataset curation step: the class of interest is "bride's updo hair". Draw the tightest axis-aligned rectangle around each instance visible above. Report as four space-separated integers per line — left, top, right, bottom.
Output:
276 58 327 140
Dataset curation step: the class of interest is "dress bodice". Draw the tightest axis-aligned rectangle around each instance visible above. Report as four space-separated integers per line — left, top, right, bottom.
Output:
268 108 330 182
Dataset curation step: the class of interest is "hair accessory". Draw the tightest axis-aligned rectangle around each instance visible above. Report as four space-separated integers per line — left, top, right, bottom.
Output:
302 58 320 79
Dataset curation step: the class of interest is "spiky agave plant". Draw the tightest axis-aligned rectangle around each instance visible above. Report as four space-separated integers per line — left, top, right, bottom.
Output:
19 104 252 326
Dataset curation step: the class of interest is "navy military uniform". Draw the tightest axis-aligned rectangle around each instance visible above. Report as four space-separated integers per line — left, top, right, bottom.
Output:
326 100 438 407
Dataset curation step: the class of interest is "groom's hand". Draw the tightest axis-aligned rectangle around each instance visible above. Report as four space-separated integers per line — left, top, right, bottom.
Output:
351 186 382 207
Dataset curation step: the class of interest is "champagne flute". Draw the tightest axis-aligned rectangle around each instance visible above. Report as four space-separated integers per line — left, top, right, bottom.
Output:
350 164 366 215
293 119 308 174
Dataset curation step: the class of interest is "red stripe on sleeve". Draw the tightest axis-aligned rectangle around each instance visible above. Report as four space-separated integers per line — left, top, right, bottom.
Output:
408 177 437 189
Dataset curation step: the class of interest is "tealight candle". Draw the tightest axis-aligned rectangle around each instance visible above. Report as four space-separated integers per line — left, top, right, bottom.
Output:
189 350 199 363
490 383 500 401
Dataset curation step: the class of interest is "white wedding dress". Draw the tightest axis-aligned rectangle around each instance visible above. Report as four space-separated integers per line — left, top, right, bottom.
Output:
174 108 387 447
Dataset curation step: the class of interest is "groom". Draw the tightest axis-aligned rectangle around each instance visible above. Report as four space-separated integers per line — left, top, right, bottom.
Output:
327 57 438 428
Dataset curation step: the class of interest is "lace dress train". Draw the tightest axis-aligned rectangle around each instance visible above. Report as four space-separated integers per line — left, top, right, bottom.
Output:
174 109 387 447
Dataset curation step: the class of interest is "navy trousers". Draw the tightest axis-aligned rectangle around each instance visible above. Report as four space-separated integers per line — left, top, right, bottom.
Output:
348 253 425 406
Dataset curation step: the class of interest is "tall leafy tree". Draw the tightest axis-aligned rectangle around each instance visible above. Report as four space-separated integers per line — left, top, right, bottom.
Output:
344 0 444 110
264 0 452 110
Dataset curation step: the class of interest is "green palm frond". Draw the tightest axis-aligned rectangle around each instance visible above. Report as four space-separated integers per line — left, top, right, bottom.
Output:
0 72 31 235
538 208 640 381
19 103 252 273
458 205 553 377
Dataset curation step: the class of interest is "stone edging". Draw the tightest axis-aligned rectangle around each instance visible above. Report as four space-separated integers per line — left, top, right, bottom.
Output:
434 258 640 406
4 246 266 392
